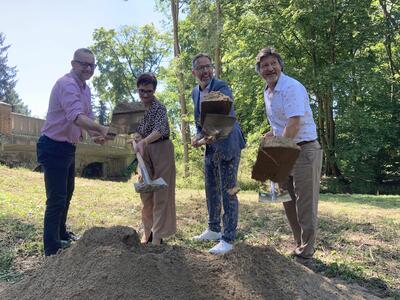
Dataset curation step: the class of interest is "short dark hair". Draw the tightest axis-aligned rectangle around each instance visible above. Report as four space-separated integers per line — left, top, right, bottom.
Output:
73 48 94 60
192 53 212 70
136 72 157 90
255 47 284 72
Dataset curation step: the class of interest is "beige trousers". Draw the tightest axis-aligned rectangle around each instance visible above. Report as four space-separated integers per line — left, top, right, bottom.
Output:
140 139 176 244
282 141 322 258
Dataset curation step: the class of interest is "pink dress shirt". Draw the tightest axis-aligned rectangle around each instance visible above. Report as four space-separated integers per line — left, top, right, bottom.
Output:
41 70 95 144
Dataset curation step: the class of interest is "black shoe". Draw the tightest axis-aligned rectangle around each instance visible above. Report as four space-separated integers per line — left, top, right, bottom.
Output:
61 231 79 242
60 240 71 249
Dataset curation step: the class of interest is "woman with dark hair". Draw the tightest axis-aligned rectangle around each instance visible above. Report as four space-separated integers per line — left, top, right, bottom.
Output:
133 72 176 245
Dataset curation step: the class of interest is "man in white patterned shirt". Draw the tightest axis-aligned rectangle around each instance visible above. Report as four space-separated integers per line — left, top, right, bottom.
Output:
256 47 323 260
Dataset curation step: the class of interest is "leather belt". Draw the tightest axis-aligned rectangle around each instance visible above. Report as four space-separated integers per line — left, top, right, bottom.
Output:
297 139 316 146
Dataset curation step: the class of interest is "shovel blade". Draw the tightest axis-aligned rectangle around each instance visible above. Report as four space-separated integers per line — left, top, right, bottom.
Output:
134 177 168 193
202 114 236 140
258 191 291 203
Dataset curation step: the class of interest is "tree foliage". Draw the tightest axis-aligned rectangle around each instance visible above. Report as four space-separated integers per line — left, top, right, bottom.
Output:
0 33 30 115
91 0 399 193
90 24 171 108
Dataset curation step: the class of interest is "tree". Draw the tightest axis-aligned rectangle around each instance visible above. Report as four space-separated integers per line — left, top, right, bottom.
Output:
170 0 191 177
96 100 109 126
0 33 30 115
90 24 171 111
206 0 398 192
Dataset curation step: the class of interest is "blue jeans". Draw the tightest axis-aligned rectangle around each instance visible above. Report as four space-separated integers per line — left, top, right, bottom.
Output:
204 152 240 243
37 135 75 256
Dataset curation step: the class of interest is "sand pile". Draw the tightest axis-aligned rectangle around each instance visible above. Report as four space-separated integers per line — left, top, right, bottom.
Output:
0 226 379 300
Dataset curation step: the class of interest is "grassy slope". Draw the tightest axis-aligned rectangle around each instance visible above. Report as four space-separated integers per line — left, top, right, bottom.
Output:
0 165 399 298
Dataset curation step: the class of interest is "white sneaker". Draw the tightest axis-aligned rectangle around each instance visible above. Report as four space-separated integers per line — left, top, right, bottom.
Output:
193 228 222 241
209 240 234 255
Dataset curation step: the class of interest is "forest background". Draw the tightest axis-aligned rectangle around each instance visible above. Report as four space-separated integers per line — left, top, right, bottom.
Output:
1 0 399 194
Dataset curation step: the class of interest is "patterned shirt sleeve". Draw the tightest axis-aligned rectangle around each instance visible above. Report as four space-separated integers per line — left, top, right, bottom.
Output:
152 103 169 137
136 99 170 139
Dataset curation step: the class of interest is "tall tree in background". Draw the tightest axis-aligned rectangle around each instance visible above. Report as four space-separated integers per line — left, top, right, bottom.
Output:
170 0 191 177
0 33 30 115
96 100 109 126
214 0 222 78
90 24 171 111
209 0 399 191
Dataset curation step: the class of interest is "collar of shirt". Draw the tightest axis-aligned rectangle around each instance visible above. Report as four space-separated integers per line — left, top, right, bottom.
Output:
70 70 87 89
199 80 211 100
199 79 212 92
264 72 287 93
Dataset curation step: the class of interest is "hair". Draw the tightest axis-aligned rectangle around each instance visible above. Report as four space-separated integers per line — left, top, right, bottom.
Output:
192 53 212 70
255 47 284 73
73 48 94 60
136 72 158 90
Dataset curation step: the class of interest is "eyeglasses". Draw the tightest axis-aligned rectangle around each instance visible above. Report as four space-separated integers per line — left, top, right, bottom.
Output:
138 88 155 95
74 60 97 69
195 64 214 72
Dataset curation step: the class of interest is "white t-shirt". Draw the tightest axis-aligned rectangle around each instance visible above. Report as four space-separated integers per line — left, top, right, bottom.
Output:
264 73 317 143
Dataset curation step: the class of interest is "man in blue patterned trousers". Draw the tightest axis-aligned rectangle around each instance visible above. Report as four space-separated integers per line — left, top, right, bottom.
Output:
191 53 246 255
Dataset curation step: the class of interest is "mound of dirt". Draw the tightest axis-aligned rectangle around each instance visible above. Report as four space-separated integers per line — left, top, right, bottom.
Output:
0 226 379 300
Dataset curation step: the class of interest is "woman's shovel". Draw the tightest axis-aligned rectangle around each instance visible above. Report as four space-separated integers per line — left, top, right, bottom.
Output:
131 140 168 193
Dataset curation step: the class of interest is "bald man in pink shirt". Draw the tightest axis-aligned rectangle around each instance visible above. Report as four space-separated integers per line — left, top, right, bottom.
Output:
37 48 108 256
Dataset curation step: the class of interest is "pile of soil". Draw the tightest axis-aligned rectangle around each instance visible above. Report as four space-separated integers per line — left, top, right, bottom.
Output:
203 91 231 102
0 226 379 300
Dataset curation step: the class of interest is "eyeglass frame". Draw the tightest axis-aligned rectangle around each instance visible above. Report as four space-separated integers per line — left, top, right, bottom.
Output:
73 60 97 69
194 64 214 72
138 88 155 95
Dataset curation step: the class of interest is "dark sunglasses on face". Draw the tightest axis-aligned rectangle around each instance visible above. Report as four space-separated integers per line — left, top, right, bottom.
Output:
74 60 97 69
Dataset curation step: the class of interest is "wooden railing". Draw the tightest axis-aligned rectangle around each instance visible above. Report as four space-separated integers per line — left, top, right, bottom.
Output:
10 113 128 147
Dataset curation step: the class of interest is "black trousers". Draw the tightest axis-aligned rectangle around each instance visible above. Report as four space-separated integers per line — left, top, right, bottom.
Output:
37 135 75 256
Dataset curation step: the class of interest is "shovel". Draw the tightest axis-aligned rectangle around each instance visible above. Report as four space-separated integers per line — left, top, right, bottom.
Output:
131 140 168 193
259 181 291 203
197 114 236 145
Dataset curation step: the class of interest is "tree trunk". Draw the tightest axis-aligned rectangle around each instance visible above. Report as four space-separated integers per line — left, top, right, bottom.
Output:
214 0 222 78
171 0 190 177
379 0 399 103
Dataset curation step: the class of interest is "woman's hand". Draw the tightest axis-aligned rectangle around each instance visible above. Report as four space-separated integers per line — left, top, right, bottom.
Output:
135 139 147 157
133 132 143 142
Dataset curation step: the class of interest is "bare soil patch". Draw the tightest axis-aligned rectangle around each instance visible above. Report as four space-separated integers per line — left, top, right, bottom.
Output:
0 226 383 300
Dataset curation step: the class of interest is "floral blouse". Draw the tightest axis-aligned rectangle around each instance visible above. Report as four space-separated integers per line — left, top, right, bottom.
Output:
136 98 170 140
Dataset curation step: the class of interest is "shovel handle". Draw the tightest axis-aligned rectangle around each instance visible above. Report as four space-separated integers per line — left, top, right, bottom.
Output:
131 140 151 184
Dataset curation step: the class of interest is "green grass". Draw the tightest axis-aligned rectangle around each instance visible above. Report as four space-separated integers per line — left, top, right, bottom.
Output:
0 165 399 298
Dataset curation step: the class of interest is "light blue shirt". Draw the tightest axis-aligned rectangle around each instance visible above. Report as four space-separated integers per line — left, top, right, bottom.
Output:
199 82 211 103
264 73 317 143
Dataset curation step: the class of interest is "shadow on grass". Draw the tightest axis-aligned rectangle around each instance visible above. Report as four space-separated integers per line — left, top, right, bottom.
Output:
321 193 400 209
233 203 398 298
305 257 398 299
0 215 42 282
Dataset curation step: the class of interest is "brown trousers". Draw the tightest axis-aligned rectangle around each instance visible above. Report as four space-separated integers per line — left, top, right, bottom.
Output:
282 141 322 258
140 139 176 243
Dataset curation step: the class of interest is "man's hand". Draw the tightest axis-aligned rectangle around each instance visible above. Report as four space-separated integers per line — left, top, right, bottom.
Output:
191 133 204 148
191 133 217 147
93 136 106 145
263 131 274 139
100 126 109 139
204 135 216 144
